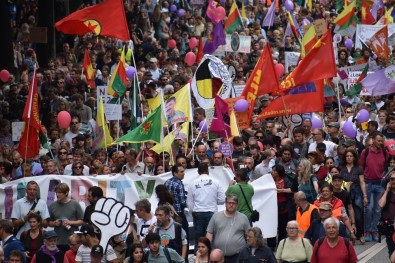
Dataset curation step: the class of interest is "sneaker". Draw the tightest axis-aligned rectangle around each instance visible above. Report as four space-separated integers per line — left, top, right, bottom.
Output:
364 232 372 242
373 232 380 242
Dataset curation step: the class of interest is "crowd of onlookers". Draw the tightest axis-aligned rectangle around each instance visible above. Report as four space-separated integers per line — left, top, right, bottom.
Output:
2 0 395 262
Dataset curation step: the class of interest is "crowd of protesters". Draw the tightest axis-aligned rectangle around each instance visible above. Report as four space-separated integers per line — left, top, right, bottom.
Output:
2 0 395 262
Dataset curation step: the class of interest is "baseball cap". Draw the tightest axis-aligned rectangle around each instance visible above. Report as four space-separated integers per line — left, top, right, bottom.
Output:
149 57 158 63
343 139 355 147
91 245 104 257
74 224 96 236
44 230 58 239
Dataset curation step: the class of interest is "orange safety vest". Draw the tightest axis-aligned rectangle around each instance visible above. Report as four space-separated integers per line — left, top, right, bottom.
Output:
296 204 316 237
314 198 344 220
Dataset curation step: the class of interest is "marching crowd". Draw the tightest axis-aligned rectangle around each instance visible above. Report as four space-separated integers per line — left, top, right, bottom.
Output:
2 0 395 262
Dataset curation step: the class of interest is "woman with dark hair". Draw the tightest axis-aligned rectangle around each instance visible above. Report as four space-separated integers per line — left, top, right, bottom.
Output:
71 161 84 176
337 49 349 67
340 149 367 244
154 164 165 175
155 184 182 224
123 243 145 263
20 213 45 263
189 237 211 263
308 151 327 181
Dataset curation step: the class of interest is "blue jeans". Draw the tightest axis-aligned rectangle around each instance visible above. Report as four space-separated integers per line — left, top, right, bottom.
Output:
192 212 214 253
364 183 384 233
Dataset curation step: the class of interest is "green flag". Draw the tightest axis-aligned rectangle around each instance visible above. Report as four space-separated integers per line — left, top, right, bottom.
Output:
346 63 369 96
114 105 162 144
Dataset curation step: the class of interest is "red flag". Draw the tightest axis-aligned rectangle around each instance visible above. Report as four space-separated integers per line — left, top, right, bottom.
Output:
55 0 130 41
278 30 336 94
362 0 375 24
196 36 204 64
209 95 231 138
83 49 95 88
369 25 389 59
241 43 279 125
17 72 44 159
257 81 324 120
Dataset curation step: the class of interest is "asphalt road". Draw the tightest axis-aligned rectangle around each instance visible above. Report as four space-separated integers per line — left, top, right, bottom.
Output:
355 236 390 262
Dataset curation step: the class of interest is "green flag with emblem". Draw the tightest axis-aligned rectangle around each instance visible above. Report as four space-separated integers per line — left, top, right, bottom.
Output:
114 105 162 144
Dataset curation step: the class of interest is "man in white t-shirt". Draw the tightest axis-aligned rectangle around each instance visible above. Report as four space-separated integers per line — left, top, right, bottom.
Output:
308 128 338 157
134 199 156 241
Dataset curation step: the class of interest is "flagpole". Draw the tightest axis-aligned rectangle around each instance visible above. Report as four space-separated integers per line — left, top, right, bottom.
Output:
130 45 145 123
187 84 195 160
102 96 110 155
335 77 343 122
24 66 37 161
189 119 206 157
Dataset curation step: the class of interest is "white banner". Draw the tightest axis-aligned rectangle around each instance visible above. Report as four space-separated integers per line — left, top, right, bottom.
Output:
355 24 395 49
1 167 277 238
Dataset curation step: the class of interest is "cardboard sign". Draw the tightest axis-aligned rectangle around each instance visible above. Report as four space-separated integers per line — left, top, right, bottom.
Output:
225 97 249 130
303 19 327 36
97 86 122 120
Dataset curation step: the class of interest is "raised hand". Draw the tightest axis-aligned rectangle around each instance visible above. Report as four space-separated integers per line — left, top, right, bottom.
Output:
91 198 131 251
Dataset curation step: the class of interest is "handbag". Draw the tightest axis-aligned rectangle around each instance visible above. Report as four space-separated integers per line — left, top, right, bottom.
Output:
238 185 260 222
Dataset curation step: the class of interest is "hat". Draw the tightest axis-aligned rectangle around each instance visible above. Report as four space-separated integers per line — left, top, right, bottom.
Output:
343 139 355 147
144 71 153 76
319 202 333 211
332 173 343 181
161 8 169 13
74 224 96 236
327 122 340 128
91 245 104 257
260 94 270 101
44 230 58 239
149 57 158 63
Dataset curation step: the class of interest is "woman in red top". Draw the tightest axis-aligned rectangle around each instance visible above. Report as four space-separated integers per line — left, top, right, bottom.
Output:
308 151 327 182
20 213 45 263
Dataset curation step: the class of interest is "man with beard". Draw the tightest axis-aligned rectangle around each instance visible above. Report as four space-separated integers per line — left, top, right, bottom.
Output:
31 231 64 263
83 187 103 224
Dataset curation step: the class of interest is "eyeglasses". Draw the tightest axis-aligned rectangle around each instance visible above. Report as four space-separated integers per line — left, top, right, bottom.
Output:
286 227 298 230
59 151 67 155
319 209 331 212
346 111 353 113
312 133 320 136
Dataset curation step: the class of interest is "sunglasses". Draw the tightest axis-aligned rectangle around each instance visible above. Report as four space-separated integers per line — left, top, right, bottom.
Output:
59 151 67 155
74 166 83 169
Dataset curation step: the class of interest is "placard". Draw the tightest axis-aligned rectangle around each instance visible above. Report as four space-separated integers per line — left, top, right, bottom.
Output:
12 122 24 141
97 86 122 120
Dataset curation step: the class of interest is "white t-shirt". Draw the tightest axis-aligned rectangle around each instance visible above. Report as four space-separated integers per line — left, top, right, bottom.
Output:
308 140 337 157
136 216 156 241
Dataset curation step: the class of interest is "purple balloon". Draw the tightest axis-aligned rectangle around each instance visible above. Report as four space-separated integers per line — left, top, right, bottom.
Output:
178 8 185 17
356 109 370 123
170 4 177 12
126 66 136 79
343 121 357 138
284 0 294 11
345 39 353 49
234 99 249 112
302 18 311 25
311 116 323 129
199 120 208 132
220 0 226 3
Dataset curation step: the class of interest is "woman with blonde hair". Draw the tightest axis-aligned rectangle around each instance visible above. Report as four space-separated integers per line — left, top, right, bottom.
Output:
297 159 319 203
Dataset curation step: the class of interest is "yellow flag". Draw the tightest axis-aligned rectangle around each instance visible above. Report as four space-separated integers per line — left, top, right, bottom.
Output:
241 3 247 18
147 94 162 112
151 122 189 155
230 110 240 137
94 97 113 148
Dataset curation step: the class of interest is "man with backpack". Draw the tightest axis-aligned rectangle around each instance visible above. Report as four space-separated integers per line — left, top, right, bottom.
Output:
359 131 388 242
310 217 357 263
145 233 184 263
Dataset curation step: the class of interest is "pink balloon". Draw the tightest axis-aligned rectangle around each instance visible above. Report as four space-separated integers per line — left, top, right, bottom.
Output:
215 6 226 21
189 37 198 49
0 69 10 82
185 52 196 66
234 99 249 112
168 39 176 49
57 111 71 129
385 139 395 156
275 63 285 78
